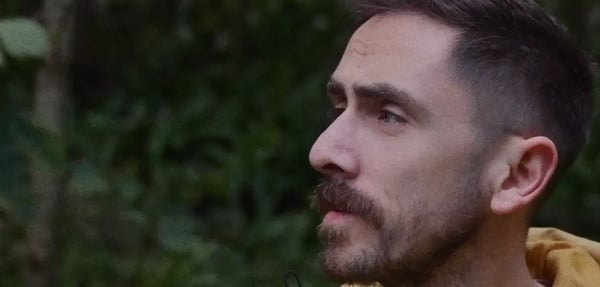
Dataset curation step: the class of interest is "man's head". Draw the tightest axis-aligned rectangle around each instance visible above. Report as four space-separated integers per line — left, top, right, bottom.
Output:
309 0 594 285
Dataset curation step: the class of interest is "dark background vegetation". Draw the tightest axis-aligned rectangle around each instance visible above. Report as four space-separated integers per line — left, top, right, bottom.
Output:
0 0 599 286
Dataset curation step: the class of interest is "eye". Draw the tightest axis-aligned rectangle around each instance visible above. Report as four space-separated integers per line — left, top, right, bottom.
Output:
378 110 407 125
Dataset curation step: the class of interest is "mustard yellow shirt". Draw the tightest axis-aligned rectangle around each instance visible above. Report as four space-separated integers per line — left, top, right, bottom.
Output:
341 228 600 287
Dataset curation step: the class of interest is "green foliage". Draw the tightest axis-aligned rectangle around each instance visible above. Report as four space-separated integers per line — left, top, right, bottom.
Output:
0 18 49 62
0 0 599 286
2 0 347 286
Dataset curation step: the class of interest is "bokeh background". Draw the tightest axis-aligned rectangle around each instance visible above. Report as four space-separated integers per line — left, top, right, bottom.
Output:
0 0 599 286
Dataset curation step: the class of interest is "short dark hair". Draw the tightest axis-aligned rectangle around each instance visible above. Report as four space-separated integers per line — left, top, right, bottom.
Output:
348 0 594 177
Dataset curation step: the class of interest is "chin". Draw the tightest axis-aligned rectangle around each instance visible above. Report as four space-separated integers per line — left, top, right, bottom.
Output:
319 237 384 284
318 216 388 282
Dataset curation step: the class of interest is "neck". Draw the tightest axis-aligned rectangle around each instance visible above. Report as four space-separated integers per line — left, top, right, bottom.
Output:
379 215 541 287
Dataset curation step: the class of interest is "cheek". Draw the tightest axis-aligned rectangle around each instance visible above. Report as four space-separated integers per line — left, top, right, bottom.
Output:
358 124 478 205
367 142 476 215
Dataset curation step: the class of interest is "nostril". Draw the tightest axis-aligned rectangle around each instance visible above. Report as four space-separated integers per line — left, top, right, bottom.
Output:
322 163 345 174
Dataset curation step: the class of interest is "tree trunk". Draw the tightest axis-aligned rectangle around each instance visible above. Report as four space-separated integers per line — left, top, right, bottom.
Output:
25 0 75 287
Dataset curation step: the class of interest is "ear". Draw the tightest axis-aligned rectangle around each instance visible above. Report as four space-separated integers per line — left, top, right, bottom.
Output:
489 136 558 215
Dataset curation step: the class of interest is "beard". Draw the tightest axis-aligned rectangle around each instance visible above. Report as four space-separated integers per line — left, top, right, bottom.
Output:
312 167 489 286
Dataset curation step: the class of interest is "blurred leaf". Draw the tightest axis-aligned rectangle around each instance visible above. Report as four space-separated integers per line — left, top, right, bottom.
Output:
157 214 195 252
69 161 109 195
0 18 49 59
16 120 67 170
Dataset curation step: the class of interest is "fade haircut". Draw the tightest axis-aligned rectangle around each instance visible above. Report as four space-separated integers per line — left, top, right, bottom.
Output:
349 0 594 178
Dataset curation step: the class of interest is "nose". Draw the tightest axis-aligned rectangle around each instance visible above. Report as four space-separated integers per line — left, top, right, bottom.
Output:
309 114 359 179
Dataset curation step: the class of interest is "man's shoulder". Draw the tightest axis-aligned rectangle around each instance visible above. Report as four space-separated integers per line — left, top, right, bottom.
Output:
527 227 600 287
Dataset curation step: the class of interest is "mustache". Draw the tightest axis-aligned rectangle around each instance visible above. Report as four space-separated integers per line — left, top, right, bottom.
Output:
312 178 384 229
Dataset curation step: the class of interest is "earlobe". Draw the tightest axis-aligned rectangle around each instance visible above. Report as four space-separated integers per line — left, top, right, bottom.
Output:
490 137 557 215
490 188 527 215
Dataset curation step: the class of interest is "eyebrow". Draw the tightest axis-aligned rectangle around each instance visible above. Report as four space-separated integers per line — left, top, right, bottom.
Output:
327 78 430 122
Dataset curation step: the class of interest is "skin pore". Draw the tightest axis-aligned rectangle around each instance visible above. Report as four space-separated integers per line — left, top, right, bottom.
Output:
310 13 554 287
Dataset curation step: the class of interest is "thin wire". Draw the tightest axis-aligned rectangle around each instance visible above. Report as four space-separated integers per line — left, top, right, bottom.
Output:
283 270 303 287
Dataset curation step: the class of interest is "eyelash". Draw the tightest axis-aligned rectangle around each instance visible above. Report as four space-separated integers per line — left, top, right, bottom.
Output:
325 107 406 129
378 110 407 125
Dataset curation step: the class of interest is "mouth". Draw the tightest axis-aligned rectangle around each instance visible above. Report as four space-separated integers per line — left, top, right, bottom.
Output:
312 179 384 229
315 190 359 225
316 197 353 224
322 209 354 224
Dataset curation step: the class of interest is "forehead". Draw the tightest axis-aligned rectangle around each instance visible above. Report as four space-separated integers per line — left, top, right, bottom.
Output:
348 13 457 62
332 13 473 124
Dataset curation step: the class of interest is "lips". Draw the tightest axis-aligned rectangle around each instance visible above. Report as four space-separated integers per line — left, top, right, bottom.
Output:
312 178 384 229
323 210 353 224
317 197 354 224
313 189 354 220
316 195 351 218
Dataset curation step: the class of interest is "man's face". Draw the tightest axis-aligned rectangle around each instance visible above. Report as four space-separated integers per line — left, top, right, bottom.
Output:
309 14 492 284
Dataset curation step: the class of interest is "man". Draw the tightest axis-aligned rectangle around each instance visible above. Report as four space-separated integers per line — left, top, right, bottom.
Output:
309 1 600 286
